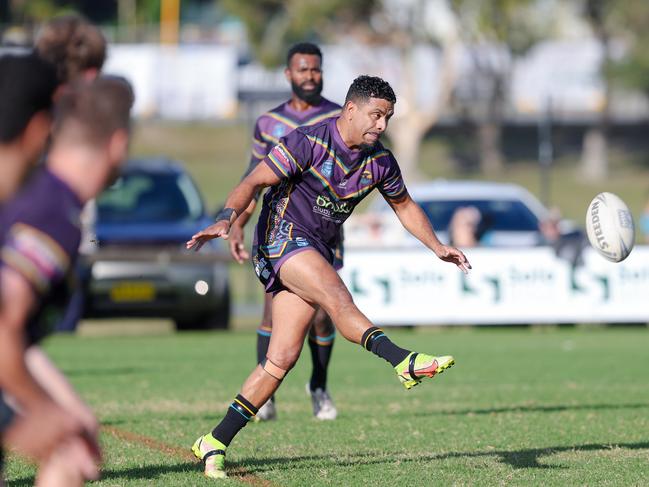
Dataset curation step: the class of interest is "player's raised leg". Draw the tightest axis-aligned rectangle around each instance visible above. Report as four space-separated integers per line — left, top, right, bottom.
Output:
307 309 337 420
193 289 316 479
279 250 455 389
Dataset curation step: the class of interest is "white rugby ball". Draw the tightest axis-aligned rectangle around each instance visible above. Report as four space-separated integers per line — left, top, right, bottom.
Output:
585 192 635 262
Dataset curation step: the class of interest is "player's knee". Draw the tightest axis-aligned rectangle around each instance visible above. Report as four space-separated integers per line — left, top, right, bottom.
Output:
266 349 300 373
261 352 296 381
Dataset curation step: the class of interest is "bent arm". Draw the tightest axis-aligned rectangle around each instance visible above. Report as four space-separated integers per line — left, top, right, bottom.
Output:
0 268 53 410
388 194 471 273
388 194 443 252
187 162 281 250
223 162 281 224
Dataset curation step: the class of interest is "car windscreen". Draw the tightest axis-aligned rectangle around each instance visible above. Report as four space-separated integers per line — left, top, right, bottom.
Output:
97 171 204 223
418 199 540 232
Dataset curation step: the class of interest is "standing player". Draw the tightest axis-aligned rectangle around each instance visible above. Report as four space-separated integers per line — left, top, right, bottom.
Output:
229 42 341 421
187 76 471 479
0 77 133 487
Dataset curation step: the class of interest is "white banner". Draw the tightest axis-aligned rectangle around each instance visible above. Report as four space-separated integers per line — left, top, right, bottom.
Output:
339 246 649 325
104 44 238 120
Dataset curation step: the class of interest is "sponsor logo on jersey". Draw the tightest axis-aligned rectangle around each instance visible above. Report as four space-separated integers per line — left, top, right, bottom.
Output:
272 124 286 138
313 194 352 221
361 170 373 184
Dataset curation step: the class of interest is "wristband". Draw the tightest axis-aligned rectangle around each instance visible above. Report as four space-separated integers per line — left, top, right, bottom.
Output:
215 207 236 223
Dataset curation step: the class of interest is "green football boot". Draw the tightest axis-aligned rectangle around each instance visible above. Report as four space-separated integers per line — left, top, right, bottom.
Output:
395 352 455 390
192 433 227 479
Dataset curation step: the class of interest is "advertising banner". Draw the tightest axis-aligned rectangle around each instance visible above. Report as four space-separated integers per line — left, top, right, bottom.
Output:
340 246 649 325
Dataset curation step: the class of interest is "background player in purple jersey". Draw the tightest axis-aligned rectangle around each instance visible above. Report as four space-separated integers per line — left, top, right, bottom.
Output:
187 76 471 479
229 42 341 421
0 77 132 487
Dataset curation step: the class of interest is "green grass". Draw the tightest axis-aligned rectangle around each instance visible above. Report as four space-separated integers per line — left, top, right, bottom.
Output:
6 327 649 486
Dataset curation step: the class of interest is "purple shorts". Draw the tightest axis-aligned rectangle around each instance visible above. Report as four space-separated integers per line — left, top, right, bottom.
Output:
252 236 338 293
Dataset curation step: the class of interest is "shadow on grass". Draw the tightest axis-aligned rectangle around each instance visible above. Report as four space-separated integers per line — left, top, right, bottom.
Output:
413 401 649 417
11 440 647 484
8 462 198 486
100 461 198 482
233 440 649 472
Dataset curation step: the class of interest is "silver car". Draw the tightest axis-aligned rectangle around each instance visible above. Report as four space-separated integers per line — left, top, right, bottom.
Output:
346 179 556 248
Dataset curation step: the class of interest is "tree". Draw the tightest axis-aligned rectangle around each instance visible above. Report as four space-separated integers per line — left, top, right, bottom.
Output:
579 0 614 182
222 0 460 181
450 0 544 175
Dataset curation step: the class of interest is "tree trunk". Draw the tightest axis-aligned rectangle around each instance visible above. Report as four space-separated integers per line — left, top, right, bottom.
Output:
389 117 426 182
580 8 610 183
478 120 504 175
580 127 608 182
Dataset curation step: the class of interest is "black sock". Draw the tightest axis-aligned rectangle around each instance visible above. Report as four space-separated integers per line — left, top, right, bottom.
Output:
361 327 410 367
256 327 274 402
308 330 335 391
256 327 271 365
212 394 259 447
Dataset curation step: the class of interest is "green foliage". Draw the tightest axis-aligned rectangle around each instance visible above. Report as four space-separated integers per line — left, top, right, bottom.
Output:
8 0 75 23
602 0 649 96
451 0 544 55
221 0 378 66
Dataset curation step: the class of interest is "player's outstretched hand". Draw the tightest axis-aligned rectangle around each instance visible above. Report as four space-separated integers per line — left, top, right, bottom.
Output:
434 244 472 274
228 223 249 264
186 221 231 251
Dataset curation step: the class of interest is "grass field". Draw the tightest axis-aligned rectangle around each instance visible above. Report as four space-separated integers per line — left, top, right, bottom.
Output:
5 326 649 486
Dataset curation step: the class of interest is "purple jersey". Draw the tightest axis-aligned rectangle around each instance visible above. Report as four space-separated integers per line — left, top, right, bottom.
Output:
255 117 407 251
0 169 82 344
246 98 341 176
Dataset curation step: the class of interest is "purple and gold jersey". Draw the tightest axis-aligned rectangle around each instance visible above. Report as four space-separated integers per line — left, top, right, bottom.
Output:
255 117 407 254
246 98 341 177
0 168 82 344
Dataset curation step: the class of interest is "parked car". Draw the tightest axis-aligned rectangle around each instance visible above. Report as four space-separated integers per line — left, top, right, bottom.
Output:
345 179 570 248
80 158 230 330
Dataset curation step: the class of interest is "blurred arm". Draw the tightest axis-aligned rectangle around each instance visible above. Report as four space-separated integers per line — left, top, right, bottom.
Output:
0 267 52 409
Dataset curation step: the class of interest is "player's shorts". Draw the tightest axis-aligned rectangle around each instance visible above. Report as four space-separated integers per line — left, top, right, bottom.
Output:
252 236 334 294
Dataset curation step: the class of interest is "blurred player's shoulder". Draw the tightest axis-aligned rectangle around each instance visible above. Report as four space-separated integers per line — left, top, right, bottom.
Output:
2 168 82 247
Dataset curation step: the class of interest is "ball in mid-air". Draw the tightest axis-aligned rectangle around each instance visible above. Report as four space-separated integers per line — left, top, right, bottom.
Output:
585 192 635 262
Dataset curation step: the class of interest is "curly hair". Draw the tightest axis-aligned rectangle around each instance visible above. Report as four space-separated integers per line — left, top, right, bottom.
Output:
286 42 322 67
35 14 106 83
344 75 396 105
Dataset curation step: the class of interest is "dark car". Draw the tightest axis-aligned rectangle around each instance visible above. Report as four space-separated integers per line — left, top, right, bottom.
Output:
80 158 230 330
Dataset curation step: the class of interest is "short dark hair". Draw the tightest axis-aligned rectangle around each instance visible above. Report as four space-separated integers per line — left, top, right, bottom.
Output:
52 76 133 145
344 75 396 105
35 14 106 83
0 52 59 143
286 42 322 67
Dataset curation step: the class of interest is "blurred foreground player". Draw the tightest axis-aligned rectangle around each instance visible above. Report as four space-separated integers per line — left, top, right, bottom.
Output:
0 77 133 487
0 52 61 484
230 42 341 421
187 76 471 479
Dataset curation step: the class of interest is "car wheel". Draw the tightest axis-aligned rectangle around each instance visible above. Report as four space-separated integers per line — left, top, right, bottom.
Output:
174 288 230 331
